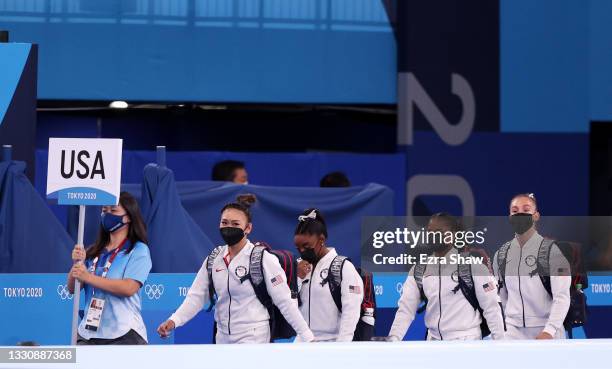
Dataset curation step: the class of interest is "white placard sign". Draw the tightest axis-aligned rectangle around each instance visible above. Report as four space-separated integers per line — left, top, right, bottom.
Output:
46 138 123 205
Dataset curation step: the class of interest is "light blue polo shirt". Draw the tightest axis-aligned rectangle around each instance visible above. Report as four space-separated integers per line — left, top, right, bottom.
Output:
78 240 152 341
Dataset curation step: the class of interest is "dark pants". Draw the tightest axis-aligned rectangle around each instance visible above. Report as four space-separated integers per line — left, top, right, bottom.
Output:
77 329 147 345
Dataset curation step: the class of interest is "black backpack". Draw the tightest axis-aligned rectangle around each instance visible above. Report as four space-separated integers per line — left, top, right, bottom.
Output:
413 249 503 339
206 242 300 341
496 238 587 338
322 255 376 341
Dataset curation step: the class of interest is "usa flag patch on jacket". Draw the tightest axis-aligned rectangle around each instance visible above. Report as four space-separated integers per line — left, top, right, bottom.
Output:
270 275 284 286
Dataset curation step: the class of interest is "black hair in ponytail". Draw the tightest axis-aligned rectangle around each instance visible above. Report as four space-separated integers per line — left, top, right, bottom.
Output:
220 193 257 222
294 208 328 238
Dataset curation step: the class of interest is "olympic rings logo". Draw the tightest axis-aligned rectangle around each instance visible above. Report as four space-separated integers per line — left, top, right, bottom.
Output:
144 284 165 300
57 285 73 300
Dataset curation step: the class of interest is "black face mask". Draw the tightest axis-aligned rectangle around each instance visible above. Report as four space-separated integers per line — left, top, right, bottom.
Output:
510 213 534 235
220 227 245 246
300 246 318 264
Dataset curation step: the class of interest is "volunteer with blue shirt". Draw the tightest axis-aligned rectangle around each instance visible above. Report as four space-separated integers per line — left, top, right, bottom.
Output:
68 191 152 345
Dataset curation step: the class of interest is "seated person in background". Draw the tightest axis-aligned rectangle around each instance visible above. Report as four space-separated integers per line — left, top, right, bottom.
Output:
320 171 351 187
212 160 248 184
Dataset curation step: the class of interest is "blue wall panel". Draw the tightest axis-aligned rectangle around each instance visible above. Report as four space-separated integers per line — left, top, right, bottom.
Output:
2 0 396 103
500 0 589 133
589 0 612 121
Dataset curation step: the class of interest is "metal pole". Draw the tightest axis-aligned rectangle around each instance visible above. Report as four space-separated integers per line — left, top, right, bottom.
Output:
2 145 11 162
71 204 86 345
156 146 166 167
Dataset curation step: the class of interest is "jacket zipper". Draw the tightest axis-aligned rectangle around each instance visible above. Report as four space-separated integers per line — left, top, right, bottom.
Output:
227 267 232 334
437 263 443 340
307 268 314 326
517 245 526 327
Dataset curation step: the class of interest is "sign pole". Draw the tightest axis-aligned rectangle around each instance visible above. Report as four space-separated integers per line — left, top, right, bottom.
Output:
70 204 86 345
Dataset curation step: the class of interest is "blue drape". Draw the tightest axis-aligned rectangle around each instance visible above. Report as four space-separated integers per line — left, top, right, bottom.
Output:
69 179 393 271
0 161 73 272
139 164 214 272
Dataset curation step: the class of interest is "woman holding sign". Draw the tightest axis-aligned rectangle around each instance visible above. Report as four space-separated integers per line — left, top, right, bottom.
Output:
67 191 152 345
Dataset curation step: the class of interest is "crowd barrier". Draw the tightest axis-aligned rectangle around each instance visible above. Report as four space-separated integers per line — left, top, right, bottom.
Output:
3 273 611 345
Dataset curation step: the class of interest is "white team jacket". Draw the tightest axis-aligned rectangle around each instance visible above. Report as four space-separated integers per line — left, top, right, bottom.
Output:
298 248 363 342
493 232 571 336
389 248 505 340
169 240 314 341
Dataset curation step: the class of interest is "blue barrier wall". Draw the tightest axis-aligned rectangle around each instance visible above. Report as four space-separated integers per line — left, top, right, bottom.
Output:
1 272 608 345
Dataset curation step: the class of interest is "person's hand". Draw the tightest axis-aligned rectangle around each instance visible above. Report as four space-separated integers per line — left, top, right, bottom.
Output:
72 245 86 262
157 320 176 338
536 331 553 339
70 263 90 283
297 260 312 279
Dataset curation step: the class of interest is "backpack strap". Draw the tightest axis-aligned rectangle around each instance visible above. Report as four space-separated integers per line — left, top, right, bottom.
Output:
451 251 504 336
529 238 554 297
496 241 512 291
452 252 479 311
248 245 277 342
248 245 272 304
205 246 224 312
413 263 428 313
326 255 348 312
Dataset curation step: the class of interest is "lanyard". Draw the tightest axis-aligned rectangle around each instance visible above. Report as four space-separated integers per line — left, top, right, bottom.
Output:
90 238 128 279
89 239 128 297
